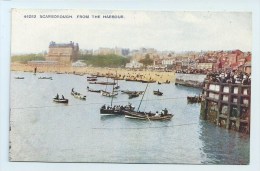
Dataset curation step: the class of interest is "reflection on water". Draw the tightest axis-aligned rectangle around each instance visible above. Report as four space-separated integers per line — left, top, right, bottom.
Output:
10 71 249 164
199 121 249 164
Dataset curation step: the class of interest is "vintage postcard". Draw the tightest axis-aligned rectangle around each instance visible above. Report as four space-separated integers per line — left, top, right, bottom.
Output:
10 9 251 164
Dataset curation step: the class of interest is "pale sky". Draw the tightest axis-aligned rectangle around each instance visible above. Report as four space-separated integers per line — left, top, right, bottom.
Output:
11 9 252 54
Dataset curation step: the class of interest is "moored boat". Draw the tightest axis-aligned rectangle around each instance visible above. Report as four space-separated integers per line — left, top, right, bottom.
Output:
87 78 98 81
53 94 68 104
71 89 86 100
128 92 140 99
124 110 173 120
38 77 52 80
87 76 97 79
100 103 135 115
121 90 144 95
87 86 101 93
153 90 163 96
101 90 118 97
14 77 24 79
89 81 116 85
53 98 69 103
124 83 173 121
141 80 156 83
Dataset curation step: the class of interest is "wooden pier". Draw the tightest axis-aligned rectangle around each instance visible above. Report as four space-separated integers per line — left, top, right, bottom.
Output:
200 81 250 133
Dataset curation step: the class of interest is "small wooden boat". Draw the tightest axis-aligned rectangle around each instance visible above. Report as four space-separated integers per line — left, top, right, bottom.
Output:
14 77 24 79
124 83 173 121
125 79 140 82
89 81 116 85
153 90 163 96
128 93 139 99
74 72 84 76
100 104 135 115
113 77 124 80
101 90 118 97
87 76 97 79
71 90 86 100
141 80 156 83
38 77 52 80
121 90 144 95
88 89 101 93
91 74 104 77
124 110 173 120
87 86 101 93
87 78 97 81
53 97 68 104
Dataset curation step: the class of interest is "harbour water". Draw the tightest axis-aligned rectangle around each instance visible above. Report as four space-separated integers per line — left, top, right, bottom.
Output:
10 71 249 164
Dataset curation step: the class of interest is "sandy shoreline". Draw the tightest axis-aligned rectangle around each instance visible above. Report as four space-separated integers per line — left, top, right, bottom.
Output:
11 63 176 82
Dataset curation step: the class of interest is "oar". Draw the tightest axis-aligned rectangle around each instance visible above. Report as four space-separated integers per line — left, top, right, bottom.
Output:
144 112 151 123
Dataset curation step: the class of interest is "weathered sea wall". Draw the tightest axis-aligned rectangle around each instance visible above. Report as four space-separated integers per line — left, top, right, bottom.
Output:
200 81 250 133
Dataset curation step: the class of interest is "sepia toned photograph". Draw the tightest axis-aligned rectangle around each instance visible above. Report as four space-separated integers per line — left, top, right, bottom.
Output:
9 9 251 164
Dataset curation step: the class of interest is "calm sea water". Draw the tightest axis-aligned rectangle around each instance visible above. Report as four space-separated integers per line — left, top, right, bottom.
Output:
10 71 249 164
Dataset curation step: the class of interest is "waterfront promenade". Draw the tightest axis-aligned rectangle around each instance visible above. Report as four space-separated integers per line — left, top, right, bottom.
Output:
11 63 176 83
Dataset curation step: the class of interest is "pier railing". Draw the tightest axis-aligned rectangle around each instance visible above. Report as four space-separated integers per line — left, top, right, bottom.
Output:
200 81 250 133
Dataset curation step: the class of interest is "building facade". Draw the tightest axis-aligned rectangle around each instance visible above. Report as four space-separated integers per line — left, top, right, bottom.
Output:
197 63 214 70
125 60 144 69
45 41 79 64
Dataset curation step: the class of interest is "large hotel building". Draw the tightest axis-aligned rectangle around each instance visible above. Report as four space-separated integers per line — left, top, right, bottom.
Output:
45 41 79 64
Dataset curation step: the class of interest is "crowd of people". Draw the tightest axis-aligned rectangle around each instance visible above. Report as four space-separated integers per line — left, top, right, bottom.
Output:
205 69 251 85
176 69 209 74
101 103 135 111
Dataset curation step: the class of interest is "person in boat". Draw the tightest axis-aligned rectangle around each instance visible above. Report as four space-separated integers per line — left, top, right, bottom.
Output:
101 104 106 109
128 102 133 110
160 110 164 116
155 111 160 116
56 94 59 100
62 95 65 99
163 108 168 115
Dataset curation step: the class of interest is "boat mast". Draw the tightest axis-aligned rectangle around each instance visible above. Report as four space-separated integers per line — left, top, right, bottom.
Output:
105 77 108 92
137 83 149 112
110 71 116 106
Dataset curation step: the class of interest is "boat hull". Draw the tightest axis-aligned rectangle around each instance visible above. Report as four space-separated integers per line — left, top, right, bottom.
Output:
100 105 135 116
124 111 173 120
71 91 86 100
100 109 122 115
101 91 118 97
53 98 69 104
